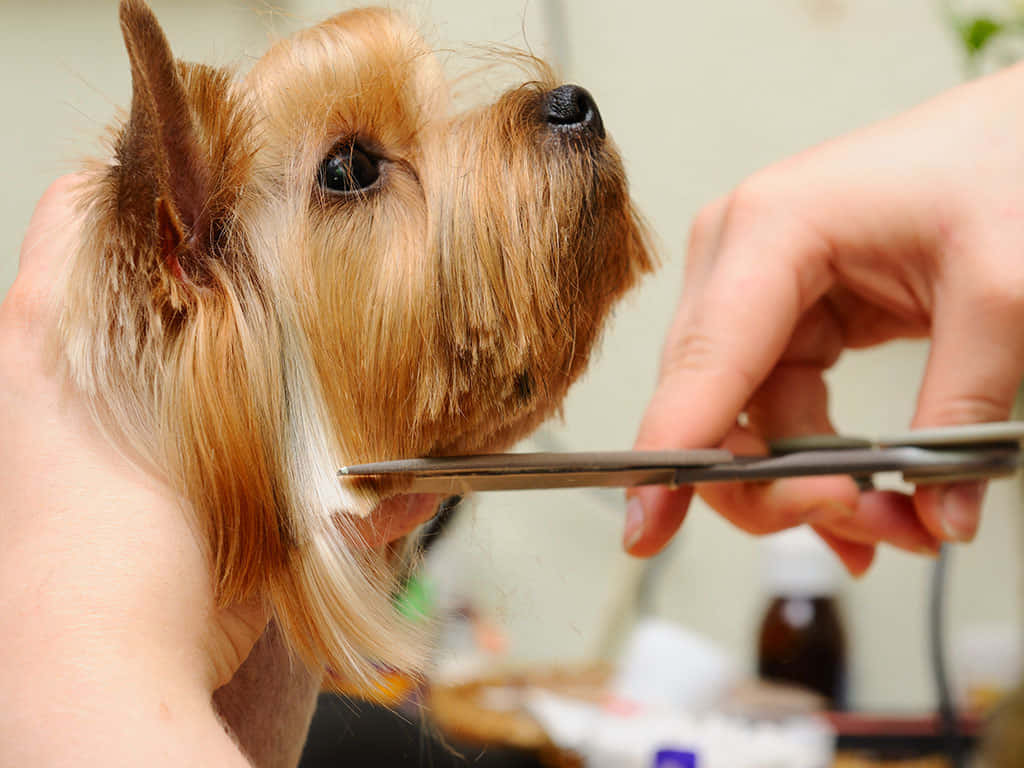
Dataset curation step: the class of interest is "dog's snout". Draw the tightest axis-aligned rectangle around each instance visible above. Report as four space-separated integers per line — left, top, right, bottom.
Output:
543 85 605 139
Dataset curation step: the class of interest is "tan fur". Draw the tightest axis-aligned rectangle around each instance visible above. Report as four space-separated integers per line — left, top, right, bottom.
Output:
57 0 652 686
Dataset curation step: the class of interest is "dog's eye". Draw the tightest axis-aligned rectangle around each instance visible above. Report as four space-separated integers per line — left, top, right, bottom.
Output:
318 142 382 194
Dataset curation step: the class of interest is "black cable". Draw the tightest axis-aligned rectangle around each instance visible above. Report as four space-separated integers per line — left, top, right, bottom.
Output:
418 495 462 558
929 543 965 767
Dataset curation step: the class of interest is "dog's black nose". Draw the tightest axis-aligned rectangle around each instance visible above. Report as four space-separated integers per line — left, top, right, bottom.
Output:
543 85 605 139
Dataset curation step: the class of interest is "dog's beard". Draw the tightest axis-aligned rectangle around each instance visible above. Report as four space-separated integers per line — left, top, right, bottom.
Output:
57 0 653 687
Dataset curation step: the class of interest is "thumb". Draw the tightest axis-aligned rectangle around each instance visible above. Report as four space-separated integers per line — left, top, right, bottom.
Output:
911 280 1024 542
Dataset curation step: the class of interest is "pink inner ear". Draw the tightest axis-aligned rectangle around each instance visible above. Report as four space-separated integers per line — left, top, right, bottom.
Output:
157 196 186 282
165 249 185 283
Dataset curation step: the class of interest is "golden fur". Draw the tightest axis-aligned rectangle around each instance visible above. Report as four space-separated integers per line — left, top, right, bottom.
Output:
58 0 652 685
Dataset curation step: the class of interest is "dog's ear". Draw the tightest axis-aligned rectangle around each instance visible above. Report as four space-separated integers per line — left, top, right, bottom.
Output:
117 0 222 282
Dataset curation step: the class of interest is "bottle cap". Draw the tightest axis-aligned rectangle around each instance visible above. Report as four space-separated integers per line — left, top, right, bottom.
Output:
654 749 697 767
760 526 841 597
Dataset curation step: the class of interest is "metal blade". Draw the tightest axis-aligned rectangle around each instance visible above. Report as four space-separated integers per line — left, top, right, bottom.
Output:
338 445 1020 494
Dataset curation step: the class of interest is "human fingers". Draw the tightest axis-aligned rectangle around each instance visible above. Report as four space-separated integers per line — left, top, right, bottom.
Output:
909 244 1024 542
628 61 1024 560
627 197 836 555
739 360 942 562
627 123 937 557
702 363 941 563
3 179 272 697
699 374 859 536
816 491 941 555
811 525 876 577
629 294 855 555
622 199 729 555
17 175 84 283
3 175 85 350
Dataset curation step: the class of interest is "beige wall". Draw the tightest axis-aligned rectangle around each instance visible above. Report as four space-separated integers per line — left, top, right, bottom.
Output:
4 0 1020 710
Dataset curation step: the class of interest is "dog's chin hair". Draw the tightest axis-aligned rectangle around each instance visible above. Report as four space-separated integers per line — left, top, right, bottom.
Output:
55 0 652 689
275 306 430 677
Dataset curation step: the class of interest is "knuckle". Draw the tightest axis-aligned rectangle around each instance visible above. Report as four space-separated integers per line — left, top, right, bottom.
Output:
39 174 82 209
27 176 78 230
0 276 50 343
978 276 1024 326
20 174 84 270
722 179 771 233
686 199 726 262
922 392 1013 426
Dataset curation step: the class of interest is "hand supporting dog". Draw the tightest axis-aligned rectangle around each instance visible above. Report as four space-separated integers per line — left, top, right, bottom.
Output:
0 177 271 765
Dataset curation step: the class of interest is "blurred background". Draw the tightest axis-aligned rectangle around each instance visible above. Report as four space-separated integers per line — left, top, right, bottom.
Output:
5 0 1024 765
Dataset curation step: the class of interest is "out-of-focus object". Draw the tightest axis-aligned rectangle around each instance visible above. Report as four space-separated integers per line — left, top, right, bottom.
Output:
757 527 847 709
722 679 827 719
524 690 835 768
825 711 980 762
420 515 511 686
951 623 1021 714
427 663 837 767
653 749 697 768
942 0 1024 77
832 756 948 768
979 684 1024 768
611 618 738 712
962 623 1024 768
427 621 835 768
427 664 609 767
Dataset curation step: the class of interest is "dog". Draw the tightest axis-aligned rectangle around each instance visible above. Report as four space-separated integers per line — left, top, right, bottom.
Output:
58 0 651 760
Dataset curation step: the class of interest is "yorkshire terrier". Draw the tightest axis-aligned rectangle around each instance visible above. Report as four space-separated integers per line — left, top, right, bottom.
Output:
59 0 651 761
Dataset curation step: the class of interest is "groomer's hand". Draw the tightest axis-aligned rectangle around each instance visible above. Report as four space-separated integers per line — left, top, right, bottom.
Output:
626 61 1024 573
1 178 427 766
0 177 266 766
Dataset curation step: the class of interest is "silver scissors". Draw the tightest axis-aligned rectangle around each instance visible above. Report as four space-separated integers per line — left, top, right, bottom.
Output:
338 422 1024 495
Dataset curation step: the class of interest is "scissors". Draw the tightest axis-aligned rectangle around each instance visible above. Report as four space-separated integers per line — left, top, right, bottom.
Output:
338 422 1024 495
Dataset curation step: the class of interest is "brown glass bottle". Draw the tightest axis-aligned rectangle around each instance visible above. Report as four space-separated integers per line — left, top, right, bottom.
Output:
757 595 847 709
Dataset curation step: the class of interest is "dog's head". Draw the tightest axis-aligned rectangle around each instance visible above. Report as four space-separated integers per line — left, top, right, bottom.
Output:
60 0 652 680
244 9 651 465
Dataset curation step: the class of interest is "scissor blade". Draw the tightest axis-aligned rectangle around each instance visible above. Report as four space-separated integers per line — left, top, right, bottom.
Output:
367 467 682 493
338 445 1021 494
341 449 730 475
338 449 731 493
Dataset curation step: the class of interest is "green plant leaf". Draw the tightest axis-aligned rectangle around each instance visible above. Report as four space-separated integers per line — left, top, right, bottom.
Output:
961 16 1005 56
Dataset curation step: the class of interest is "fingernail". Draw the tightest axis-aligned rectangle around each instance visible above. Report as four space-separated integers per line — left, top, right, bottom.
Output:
938 482 984 542
624 497 645 551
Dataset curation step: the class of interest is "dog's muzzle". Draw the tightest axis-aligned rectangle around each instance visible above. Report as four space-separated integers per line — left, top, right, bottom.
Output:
543 84 605 140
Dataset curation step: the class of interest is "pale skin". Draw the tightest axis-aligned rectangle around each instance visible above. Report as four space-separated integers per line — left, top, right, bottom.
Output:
0 177 435 766
625 61 1024 573
6 58 1024 762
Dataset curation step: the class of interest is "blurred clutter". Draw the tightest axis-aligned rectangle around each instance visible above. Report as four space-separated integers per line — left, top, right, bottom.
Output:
299 491 1024 767
757 528 848 709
